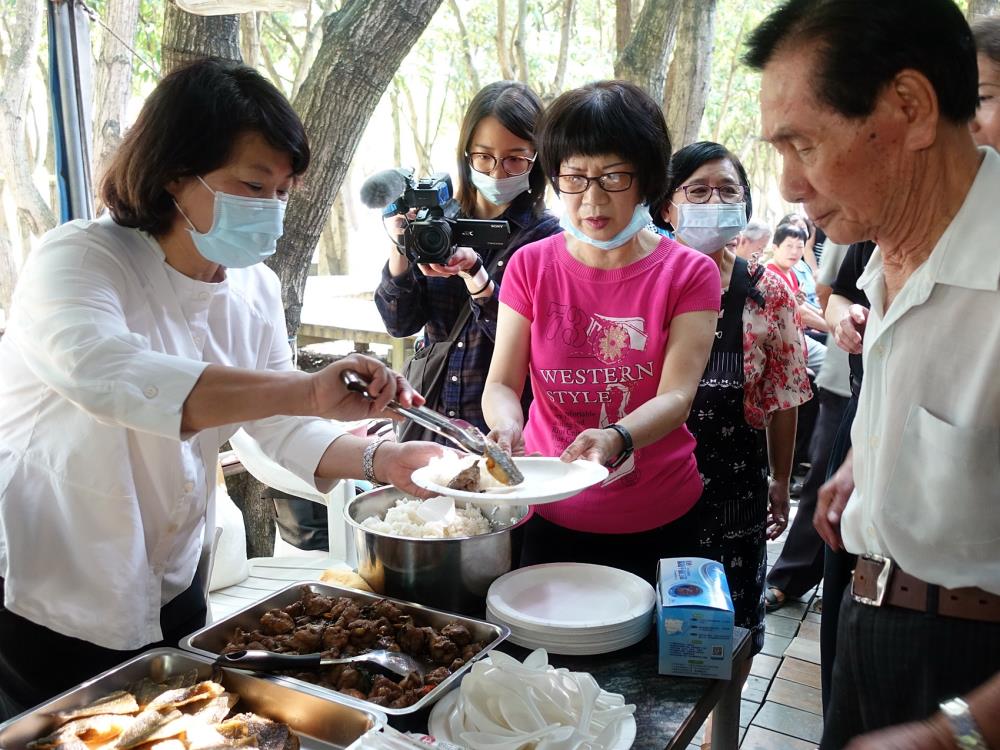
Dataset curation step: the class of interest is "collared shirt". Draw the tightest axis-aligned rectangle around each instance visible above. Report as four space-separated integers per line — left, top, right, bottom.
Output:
0 216 344 649
841 147 1000 595
374 205 559 435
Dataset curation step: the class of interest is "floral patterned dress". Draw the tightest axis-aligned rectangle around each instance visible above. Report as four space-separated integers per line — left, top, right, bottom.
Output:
687 257 811 654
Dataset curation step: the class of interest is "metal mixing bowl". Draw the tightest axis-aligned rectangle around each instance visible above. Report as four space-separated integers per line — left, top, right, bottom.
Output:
344 485 529 616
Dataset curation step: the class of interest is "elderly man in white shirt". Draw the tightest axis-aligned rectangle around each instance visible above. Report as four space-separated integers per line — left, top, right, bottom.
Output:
746 1 1000 748
0 59 443 714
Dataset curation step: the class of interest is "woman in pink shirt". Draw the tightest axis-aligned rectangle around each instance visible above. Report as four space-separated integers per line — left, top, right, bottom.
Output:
482 81 721 584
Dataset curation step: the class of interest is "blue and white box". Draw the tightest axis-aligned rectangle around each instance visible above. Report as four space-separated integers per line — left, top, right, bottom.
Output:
656 557 735 679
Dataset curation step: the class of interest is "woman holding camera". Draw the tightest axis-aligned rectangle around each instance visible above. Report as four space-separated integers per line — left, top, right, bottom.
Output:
482 81 721 584
374 82 559 440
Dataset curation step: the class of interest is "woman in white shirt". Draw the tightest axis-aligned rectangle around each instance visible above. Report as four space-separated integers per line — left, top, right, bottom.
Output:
0 58 441 713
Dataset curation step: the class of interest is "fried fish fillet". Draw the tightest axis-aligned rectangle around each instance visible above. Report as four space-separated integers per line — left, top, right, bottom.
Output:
214 714 298 750
54 691 140 723
145 681 226 712
113 708 183 749
28 714 136 750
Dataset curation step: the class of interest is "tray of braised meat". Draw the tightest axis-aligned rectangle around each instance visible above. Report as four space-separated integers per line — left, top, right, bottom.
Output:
180 582 508 716
0 647 384 750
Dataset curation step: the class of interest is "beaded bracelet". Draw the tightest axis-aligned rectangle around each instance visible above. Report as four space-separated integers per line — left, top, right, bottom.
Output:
469 275 493 296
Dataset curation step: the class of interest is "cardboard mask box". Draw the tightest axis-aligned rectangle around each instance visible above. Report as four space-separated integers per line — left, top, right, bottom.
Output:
656 557 735 679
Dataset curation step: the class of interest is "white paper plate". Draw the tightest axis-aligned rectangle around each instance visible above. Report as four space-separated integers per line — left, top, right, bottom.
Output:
503 624 651 655
487 611 653 647
410 457 609 506
427 689 637 750
487 604 654 638
487 563 656 630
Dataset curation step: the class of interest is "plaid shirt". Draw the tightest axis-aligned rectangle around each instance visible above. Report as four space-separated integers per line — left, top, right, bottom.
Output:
375 206 559 438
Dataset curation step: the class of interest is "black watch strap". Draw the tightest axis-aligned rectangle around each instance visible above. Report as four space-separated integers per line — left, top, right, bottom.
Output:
605 424 634 469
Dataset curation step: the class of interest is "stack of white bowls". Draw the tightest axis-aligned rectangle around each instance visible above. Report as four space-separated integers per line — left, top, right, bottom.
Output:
485 563 656 655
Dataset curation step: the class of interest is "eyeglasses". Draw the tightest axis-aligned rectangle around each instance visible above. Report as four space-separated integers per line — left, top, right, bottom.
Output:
555 172 635 194
674 183 745 204
467 152 537 177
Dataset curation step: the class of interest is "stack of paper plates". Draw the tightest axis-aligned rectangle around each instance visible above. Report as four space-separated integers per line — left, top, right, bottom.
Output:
485 563 656 655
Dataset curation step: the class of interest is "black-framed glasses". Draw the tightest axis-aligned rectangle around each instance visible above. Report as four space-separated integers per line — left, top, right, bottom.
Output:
556 172 635 194
674 183 745 204
466 152 537 176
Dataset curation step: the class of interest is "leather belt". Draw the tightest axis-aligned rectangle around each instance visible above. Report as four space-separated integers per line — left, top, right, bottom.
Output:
852 554 1000 623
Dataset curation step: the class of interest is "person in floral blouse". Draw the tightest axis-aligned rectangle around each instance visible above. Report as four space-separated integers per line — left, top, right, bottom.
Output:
657 141 812 670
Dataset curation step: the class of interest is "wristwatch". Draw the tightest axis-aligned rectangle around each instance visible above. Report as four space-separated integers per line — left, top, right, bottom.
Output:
604 424 634 469
940 697 987 749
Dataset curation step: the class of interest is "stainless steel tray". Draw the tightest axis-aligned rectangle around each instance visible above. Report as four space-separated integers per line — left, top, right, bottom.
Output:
181 581 509 716
0 647 384 750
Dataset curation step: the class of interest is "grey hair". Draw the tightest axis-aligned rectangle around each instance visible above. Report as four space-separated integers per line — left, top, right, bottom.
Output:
742 218 773 242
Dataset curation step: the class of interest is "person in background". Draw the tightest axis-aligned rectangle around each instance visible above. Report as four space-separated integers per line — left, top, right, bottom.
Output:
779 211 820 271
483 81 720 585
971 16 1000 150
765 241 852 613
735 217 773 260
748 0 1000 746
375 81 560 440
657 141 812 668
0 58 442 715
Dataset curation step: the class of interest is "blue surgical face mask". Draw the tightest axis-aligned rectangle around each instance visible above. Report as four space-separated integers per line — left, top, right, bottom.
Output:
560 203 652 252
174 176 286 268
674 202 747 254
469 170 531 206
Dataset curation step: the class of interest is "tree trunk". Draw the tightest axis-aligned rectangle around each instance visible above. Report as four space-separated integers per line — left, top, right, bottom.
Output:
663 0 717 148
162 2 241 75
398 76 433 175
0 180 17 315
240 13 260 69
550 0 576 99
319 190 349 276
968 0 1000 19
496 0 514 80
92 0 140 187
0 0 55 251
615 0 632 59
272 0 443 334
711 0 750 143
448 0 481 94
391 81 402 166
513 0 529 83
613 0 682 103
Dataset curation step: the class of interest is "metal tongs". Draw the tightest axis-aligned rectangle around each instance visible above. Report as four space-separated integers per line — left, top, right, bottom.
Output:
342 370 523 485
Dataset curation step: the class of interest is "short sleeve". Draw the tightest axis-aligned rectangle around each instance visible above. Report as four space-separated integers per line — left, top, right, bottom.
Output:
670 245 723 317
497 237 542 321
743 268 812 428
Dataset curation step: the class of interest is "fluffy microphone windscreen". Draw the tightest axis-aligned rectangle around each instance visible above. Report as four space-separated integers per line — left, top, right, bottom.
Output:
359 169 409 209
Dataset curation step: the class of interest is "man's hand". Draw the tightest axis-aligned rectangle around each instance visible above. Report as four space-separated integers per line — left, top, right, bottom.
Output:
372 440 455 498
845 714 954 750
487 422 526 456
833 304 869 354
419 247 480 279
767 476 790 540
561 427 621 465
815 452 855 550
309 353 423 421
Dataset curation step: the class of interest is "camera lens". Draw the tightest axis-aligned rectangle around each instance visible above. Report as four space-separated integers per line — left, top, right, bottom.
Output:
411 220 453 264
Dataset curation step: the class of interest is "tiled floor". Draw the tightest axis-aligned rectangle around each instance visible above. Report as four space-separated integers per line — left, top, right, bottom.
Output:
688 495 825 750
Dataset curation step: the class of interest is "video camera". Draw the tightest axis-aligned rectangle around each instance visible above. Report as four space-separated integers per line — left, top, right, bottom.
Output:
360 168 511 265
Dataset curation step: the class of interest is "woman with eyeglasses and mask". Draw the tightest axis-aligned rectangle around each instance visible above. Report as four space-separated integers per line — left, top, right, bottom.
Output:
0 59 444 714
482 82 721 584
375 82 559 441
658 141 812 663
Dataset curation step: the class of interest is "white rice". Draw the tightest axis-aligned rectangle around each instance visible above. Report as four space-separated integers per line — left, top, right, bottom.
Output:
361 498 492 538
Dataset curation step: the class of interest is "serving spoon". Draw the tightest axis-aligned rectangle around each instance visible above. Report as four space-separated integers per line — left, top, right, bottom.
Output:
217 648 427 679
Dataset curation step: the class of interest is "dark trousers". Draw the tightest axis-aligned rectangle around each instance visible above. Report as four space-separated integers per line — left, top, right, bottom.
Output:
821 587 1000 748
794 376 820 466
0 573 206 720
519 502 706 588
767 389 848 597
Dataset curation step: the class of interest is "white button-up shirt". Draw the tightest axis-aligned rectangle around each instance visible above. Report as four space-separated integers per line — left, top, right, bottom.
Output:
841 148 1000 595
0 216 345 649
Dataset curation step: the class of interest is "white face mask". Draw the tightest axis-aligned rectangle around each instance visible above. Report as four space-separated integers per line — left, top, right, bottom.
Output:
175 176 286 268
674 202 747 253
469 170 531 206
560 203 652 251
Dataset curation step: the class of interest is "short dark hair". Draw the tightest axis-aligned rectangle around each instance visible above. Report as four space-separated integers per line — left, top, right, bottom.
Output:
100 57 310 235
537 80 671 209
456 81 547 217
655 140 752 230
744 0 978 123
773 222 808 246
972 16 1000 66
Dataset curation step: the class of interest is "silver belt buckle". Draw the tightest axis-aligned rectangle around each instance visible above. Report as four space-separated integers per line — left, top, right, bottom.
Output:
853 553 895 606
